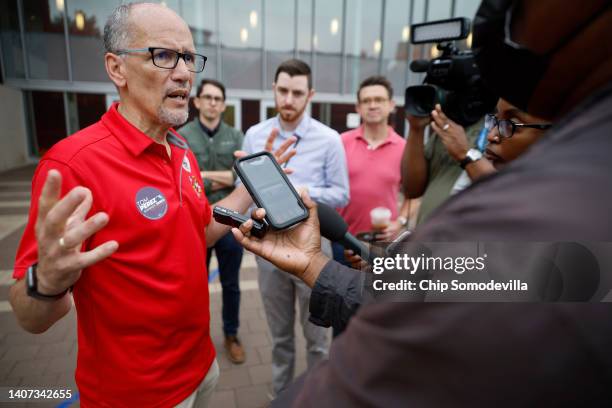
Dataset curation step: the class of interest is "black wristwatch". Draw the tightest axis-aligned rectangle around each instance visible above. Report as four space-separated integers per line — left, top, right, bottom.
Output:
459 148 483 169
26 263 68 301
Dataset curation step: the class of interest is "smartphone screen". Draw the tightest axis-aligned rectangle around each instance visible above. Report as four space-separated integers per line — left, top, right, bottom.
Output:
236 153 307 228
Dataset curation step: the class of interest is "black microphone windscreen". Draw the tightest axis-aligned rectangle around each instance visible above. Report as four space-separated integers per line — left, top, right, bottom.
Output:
316 202 348 242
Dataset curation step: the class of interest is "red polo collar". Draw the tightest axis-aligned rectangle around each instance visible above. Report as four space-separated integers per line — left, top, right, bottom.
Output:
101 103 179 157
352 125 401 148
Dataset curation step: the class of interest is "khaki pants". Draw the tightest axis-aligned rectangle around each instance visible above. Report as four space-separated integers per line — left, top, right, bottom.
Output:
174 359 220 408
257 239 331 395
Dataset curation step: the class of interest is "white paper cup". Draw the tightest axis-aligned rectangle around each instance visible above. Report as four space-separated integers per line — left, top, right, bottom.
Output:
370 207 392 231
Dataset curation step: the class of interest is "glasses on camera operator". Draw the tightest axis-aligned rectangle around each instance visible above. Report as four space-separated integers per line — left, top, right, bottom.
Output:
431 99 552 182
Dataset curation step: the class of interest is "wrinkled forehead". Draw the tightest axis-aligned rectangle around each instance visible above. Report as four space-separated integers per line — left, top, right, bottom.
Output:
275 73 309 91
201 84 224 97
358 85 389 100
497 98 547 123
128 4 194 50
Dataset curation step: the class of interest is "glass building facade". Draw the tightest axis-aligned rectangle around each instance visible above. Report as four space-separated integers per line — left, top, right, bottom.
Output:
0 0 481 157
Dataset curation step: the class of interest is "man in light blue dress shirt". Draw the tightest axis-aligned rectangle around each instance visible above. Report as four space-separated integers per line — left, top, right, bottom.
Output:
242 59 349 397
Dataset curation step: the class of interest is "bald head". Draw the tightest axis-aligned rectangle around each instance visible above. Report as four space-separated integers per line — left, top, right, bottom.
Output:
103 2 197 134
103 2 190 53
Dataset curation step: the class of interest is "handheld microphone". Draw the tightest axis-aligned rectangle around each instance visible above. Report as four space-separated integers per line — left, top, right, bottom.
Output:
316 202 375 263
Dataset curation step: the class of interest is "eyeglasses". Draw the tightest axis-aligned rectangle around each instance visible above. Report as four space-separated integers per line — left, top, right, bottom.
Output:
359 97 389 105
485 114 552 139
115 47 207 73
199 94 224 103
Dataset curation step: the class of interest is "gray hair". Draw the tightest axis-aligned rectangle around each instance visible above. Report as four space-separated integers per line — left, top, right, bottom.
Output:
104 2 162 53
103 2 186 53
103 3 135 53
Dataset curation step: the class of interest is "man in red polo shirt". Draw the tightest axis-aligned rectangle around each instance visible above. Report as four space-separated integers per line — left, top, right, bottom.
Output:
334 76 413 266
8 3 293 407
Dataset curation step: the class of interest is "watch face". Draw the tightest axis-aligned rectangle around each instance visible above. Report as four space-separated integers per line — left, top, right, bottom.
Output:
26 263 67 300
26 265 35 287
467 149 483 161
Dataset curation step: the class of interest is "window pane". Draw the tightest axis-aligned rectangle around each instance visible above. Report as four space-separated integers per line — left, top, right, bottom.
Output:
223 104 236 127
76 93 107 129
330 103 354 134
412 0 427 24
296 0 312 66
265 0 295 88
427 0 452 21
29 91 67 156
266 106 277 120
313 0 342 93
382 0 411 96
454 0 482 19
344 0 383 95
422 0 453 62
67 1 120 81
219 0 262 89
311 102 321 122
65 92 79 134
453 0 480 51
23 0 69 80
0 0 25 78
181 0 218 81
241 99 260 133
408 0 428 85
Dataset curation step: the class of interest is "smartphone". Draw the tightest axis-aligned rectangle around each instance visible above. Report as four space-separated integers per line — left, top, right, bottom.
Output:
234 151 308 230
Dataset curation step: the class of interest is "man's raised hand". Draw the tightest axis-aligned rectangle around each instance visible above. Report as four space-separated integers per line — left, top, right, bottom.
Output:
234 128 298 174
34 170 118 296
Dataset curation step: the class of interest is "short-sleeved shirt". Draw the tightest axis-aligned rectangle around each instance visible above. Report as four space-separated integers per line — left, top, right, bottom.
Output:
13 103 215 408
338 126 406 235
180 120 244 204
417 119 484 224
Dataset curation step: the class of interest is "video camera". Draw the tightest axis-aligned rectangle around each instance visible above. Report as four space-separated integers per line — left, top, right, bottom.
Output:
404 17 497 127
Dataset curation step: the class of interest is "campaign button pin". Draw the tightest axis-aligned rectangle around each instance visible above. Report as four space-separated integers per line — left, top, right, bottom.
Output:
135 187 168 220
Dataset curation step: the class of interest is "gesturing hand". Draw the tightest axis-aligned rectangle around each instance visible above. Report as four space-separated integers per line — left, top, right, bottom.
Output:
34 170 118 296
234 128 298 174
231 191 329 287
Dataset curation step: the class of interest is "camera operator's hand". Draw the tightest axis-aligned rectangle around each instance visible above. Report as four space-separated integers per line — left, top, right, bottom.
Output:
406 114 430 134
430 104 469 162
231 191 329 288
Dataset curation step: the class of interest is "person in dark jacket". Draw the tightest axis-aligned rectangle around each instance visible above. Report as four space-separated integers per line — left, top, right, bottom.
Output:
232 0 612 406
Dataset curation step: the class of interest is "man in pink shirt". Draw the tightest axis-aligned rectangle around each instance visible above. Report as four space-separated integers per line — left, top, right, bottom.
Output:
335 76 412 264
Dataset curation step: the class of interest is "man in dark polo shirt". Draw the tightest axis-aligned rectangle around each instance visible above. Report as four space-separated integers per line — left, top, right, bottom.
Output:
181 79 246 363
